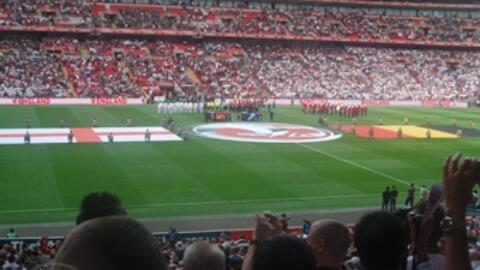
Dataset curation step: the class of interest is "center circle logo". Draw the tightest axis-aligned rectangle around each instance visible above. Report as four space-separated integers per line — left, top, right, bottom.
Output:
192 123 342 143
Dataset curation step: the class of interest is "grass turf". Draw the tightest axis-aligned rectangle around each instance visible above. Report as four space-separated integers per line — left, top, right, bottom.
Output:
0 105 478 225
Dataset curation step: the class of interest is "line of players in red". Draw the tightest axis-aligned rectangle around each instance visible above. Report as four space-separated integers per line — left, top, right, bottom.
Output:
300 101 368 118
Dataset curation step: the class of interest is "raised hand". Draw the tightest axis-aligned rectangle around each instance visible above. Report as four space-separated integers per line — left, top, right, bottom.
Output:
443 153 480 218
253 213 283 241
442 153 479 270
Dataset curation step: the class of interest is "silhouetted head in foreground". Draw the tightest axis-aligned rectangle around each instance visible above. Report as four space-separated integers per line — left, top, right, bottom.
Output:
76 191 126 225
183 241 225 270
354 211 408 270
253 235 316 270
52 216 166 270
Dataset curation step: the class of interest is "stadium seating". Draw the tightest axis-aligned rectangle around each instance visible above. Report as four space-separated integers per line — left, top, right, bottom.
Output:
98 6 478 43
0 1 479 44
0 39 69 98
1 38 479 100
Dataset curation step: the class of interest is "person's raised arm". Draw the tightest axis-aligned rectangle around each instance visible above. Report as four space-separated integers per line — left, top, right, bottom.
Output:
242 213 284 270
443 153 479 270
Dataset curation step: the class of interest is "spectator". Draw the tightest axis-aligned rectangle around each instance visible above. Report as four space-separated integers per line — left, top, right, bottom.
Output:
166 227 178 245
76 191 126 225
382 186 391 211
6 229 17 239
472 190 479 208
420 185 429 203
307 219 351 270
280 213 289 233
405 183 416 208
51 216 167 270
354 211 409 270
302 219 311 235
228 246 245 270
250 235 316 270
390 186 398 212
183 241 225 270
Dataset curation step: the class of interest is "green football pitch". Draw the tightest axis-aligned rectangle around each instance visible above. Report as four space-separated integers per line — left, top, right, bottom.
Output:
0 105 479 225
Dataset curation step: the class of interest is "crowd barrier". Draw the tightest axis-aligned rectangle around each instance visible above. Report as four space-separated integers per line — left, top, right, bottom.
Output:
0 226 304 249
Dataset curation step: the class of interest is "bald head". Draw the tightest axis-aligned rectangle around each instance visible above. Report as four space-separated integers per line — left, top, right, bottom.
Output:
183 241 225 270
52 216 166 270
307 220 351 267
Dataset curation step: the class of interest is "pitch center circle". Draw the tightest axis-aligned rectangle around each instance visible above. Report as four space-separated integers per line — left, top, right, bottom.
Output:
193 123 342 143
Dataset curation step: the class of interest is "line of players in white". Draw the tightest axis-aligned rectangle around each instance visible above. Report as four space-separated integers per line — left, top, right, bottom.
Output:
157 102 205 114
22 129 153 144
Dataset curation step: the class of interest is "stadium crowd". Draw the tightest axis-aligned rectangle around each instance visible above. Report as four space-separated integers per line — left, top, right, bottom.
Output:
0 39 69 98
0 1 479 44
1 153 480 270
1 38 479 100
0 0 90 27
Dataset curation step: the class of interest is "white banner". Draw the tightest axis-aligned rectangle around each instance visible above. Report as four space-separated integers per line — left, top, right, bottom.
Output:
0 98 144 105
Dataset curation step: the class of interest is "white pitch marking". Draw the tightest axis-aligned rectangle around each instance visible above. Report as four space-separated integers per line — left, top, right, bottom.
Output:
0 128 70 135
92 127 171 133
98 135 182 142
298 143 411 186
0 127 182 144
0 193 378 214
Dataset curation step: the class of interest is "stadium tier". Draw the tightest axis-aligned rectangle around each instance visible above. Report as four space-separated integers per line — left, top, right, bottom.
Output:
1 38 479 99
0 1 479 45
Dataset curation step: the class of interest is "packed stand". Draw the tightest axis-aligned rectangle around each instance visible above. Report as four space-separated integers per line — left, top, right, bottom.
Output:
303 46 480 100
0 0 90 27
188 42 261 99
0 2 479 44
1 37 479 100
0 37 200 98
246 44 480 100
247 44 321 99
94 6 480 43
63 52 132 97
0 39 69 98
